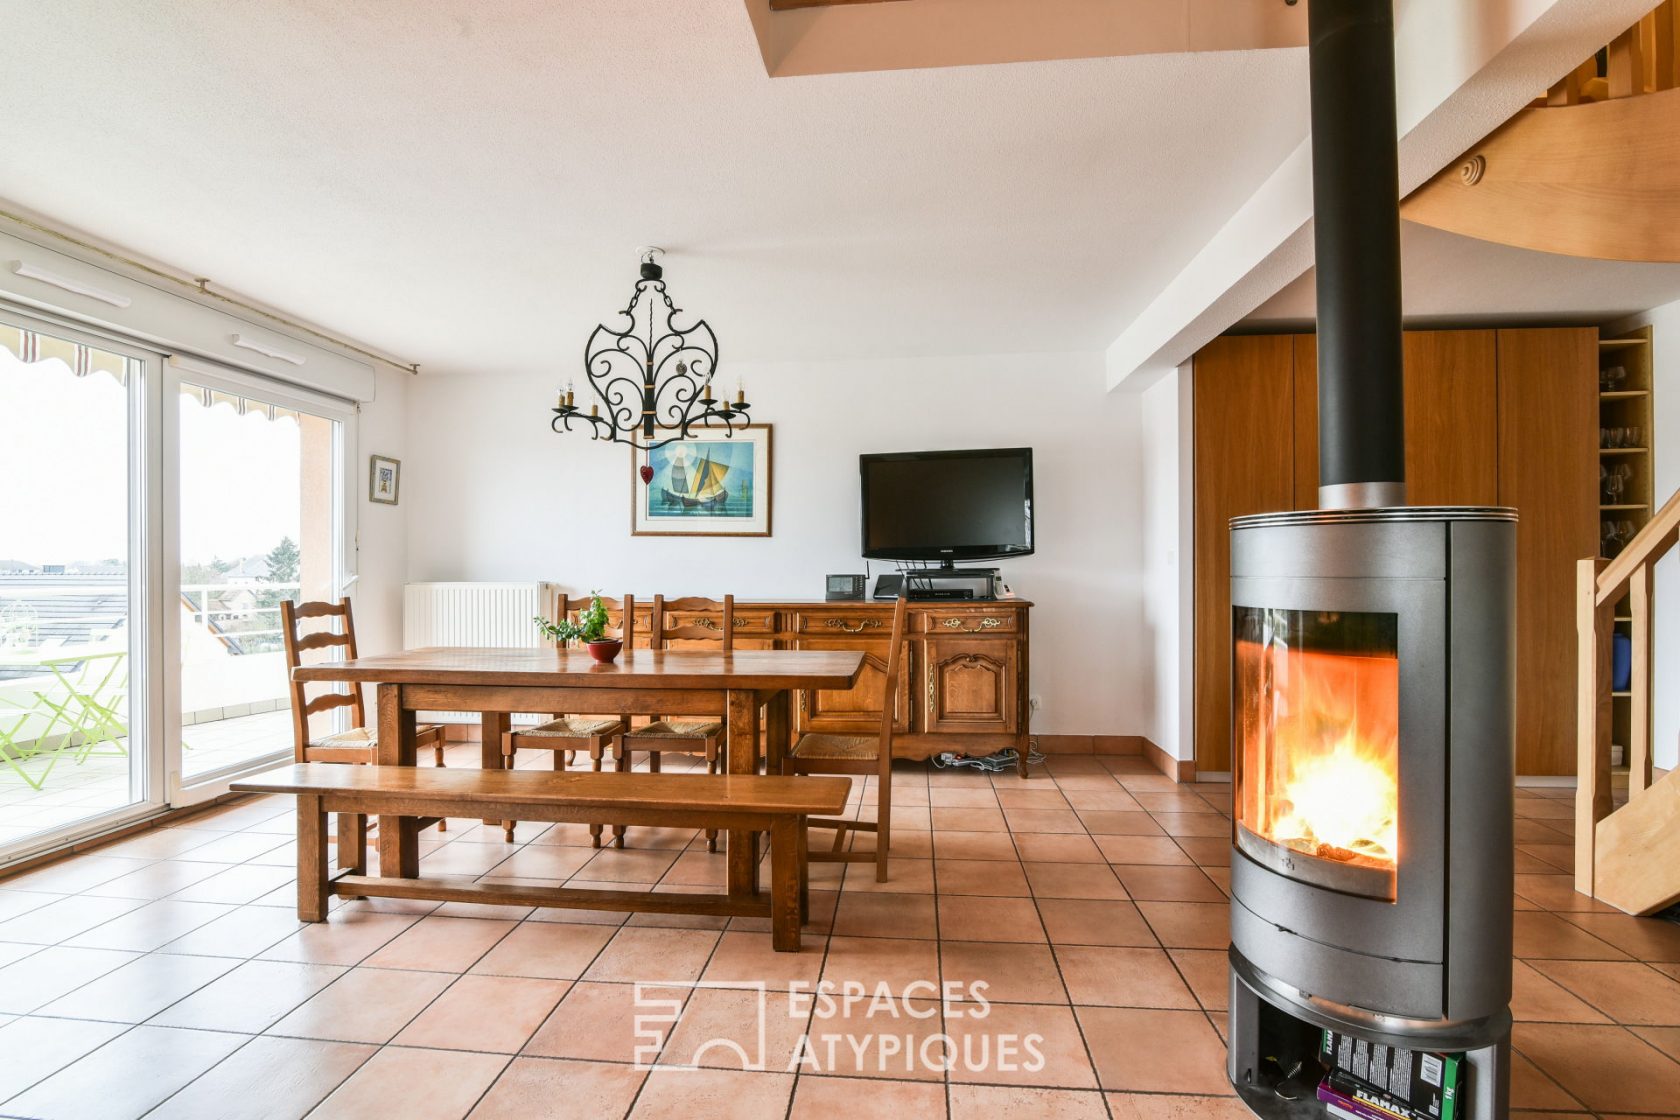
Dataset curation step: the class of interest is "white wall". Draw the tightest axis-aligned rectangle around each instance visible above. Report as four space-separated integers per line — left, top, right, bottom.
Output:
350 365 411 658
1610 302 1680 771
1139 365 1195 760
401 352 1147 737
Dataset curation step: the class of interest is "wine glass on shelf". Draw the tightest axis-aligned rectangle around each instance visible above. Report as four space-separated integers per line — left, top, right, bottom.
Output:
1603 462 1632 505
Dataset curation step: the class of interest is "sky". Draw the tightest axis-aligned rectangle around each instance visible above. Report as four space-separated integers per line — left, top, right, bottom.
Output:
0 343 305 569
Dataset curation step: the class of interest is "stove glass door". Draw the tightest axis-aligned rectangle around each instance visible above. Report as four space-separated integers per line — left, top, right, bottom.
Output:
1234 606 1399 901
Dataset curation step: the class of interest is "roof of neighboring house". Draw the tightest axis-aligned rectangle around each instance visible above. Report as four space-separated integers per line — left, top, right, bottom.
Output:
0 577 127 679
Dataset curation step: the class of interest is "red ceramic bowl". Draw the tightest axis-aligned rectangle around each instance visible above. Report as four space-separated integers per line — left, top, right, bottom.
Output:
586 639 623 663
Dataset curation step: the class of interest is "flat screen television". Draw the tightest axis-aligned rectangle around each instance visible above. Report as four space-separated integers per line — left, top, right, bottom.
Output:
860 447 1034 565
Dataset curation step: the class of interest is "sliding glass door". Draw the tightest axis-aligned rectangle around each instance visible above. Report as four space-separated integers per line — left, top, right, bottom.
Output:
0 312 164 857
0 306 354 862
169 364 347 797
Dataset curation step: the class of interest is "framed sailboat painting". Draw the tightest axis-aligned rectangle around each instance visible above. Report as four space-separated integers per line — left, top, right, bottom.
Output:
631 424 773 537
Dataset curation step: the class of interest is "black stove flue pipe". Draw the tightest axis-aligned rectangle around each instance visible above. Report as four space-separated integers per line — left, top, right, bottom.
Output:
1309 0 1406 509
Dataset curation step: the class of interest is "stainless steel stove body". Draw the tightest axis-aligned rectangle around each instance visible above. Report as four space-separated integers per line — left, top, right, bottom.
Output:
1225 508 1514 1118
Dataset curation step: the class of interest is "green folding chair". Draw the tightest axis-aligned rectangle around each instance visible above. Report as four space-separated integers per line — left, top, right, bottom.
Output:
0 688 79 790
35 650 130 763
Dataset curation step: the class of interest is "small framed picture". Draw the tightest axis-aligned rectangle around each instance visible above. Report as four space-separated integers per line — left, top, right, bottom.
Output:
632 425 772 537
369 455 401 505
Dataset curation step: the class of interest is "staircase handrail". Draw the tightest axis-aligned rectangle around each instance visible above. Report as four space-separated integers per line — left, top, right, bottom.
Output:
1576 487 1679 904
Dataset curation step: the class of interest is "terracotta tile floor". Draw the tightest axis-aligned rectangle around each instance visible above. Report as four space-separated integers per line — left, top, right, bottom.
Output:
1 752 1678 1118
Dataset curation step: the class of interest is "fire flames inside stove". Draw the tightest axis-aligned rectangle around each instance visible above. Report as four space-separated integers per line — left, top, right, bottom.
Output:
1235 609 1400 894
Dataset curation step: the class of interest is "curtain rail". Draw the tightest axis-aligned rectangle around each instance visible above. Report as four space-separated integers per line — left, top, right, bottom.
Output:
0 205 421 376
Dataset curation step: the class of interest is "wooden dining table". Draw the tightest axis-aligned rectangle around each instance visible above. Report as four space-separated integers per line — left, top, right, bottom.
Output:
292 646 866 898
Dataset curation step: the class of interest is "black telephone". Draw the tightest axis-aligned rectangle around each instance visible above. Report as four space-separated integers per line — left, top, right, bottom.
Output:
825 574 867 601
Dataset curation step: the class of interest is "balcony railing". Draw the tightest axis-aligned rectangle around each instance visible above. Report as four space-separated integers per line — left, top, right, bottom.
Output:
0 578 304 759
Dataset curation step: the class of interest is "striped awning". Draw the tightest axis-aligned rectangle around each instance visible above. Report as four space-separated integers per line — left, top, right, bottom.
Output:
176 383 299 422
1 323 297 421
0 323 126 384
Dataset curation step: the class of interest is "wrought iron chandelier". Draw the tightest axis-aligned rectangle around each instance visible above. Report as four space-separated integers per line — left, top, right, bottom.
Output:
551 248 750 452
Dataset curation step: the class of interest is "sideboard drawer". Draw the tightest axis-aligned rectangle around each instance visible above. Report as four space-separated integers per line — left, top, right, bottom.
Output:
792 610 891 637
920 610 1018 635
658 608 780 650
658 608 778 632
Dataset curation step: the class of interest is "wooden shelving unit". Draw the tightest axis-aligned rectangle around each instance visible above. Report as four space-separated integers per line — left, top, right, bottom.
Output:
1598 325 1655 761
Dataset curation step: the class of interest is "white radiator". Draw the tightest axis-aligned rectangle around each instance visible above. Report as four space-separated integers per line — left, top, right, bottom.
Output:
403 581 561 723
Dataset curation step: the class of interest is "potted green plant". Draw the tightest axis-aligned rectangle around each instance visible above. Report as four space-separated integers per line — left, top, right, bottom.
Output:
533 592 622 663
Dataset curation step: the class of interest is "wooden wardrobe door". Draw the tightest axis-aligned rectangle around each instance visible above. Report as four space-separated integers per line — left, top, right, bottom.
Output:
1293 335 1320 510
1404 331 1499 505
1497 328 1598 775
1292 330 1497 508
1193 334 1297 774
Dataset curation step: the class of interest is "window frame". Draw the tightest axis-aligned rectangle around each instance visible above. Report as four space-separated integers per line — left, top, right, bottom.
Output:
0 302 168 863
163 353 358 805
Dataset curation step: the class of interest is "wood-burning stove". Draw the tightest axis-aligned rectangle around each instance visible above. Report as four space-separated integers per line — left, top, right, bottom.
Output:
1225 2 1517 1114
1225 508 1515 1117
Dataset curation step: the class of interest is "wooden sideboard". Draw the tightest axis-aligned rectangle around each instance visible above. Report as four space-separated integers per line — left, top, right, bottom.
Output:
655 598 1033 777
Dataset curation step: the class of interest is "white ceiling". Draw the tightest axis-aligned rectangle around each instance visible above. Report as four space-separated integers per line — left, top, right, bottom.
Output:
1246 221 1680 329
0 1 1311 375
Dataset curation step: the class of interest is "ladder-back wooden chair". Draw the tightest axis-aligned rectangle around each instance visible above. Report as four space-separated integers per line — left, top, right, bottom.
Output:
501 594 634 845
281 597 450 868
615 594 733 851
780 595 909 883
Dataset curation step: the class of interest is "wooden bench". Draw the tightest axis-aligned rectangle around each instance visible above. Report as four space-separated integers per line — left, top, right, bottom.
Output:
231 763 851 951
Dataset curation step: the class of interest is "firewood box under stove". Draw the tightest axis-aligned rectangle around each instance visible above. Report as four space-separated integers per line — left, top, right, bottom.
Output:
1224 507 1515 1118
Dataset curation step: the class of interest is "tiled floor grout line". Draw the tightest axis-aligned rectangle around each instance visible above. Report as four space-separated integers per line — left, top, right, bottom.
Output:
296 823 628 1118
995 762 1134 1105
1041 761 1163 1119
433 1054 515 1120
500 852 666 1120
16 999 1663 1034
138 1031 356 1120
927 803 954 1119
784 814 839 1120
0 1016 150 1108
1506 1038 1590 1114
1 818 461 1116
73 889 419 1116
7 757 1680 1119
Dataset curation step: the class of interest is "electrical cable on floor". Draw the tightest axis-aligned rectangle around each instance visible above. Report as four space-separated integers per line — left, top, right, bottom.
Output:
931 745 1045 772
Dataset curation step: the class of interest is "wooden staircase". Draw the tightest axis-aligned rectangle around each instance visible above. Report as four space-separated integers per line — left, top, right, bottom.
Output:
1576 490 1680 914
1403 1 1680 264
